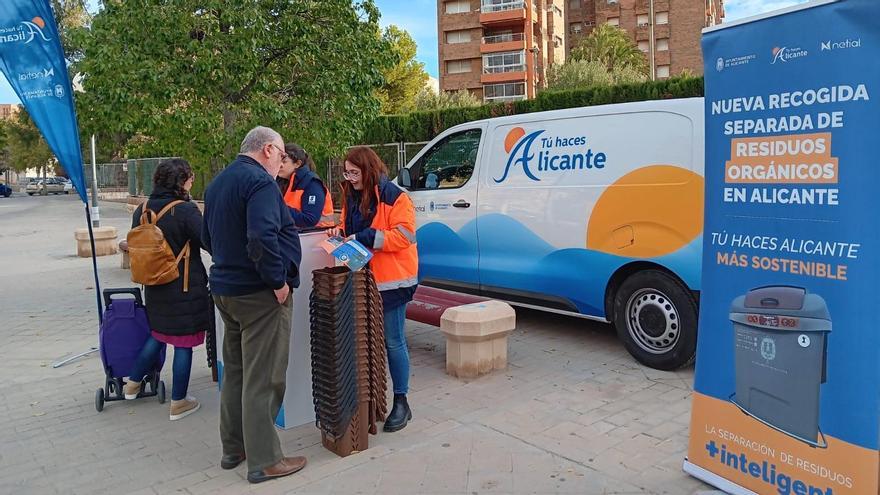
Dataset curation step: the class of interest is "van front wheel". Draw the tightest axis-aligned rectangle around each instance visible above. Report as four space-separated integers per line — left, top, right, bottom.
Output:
612 270 697 370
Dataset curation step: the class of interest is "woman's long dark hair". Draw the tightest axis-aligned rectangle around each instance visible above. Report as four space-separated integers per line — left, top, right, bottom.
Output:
153 158 193 200
284 142 315 172
343 146 387 217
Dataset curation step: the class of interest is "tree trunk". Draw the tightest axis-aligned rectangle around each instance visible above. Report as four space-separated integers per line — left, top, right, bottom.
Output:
220 105 237 173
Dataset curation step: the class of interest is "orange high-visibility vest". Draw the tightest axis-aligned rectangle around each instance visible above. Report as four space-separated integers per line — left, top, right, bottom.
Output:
338 177 418 292
283 173 335 228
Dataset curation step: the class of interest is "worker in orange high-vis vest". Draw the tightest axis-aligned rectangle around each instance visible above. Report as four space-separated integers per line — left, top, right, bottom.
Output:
276 142 335 229
328 146 418 434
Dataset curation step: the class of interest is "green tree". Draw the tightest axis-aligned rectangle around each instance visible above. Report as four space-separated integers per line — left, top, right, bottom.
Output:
571 24 648 75
73 0 394 177
4 110 54 175
0 121 9 176
413 89 481 111
376 26 429 114
50 0 90 57
546 59 647 91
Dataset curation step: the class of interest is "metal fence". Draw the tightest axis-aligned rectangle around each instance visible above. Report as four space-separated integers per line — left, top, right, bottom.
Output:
119 141 431 205
125 157 181 197
83 163 129 189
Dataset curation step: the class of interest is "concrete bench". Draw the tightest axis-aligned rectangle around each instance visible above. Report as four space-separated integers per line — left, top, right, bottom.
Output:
406 286 488 327
407 286 515 379
74 226 118 258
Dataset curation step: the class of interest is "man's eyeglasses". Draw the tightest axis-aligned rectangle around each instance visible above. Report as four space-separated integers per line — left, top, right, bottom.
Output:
268 143 288 161
342 170 361 180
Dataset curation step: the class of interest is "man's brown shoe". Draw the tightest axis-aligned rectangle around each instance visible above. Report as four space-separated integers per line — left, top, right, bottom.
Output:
246 456 307 484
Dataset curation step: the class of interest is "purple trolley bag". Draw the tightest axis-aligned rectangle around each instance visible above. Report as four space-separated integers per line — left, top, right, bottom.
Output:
95 288 166 412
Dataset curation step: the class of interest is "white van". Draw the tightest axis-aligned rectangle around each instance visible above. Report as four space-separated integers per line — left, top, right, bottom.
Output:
397 97 704 370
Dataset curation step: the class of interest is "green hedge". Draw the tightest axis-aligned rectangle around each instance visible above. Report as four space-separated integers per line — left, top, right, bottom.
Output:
362 76 704 144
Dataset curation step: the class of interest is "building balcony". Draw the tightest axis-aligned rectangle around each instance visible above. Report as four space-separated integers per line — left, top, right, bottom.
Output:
485 94 527 103
481 67 528 84
481 33 527 53
480 0 528 26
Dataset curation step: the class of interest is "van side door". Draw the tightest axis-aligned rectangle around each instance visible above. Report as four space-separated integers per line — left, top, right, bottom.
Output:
402 126 485 289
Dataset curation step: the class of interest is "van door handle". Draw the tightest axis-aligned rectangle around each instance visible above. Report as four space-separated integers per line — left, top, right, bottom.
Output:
453 200 471 208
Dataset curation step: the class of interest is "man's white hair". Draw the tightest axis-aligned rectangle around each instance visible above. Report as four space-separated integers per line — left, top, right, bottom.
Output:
240 126 282 154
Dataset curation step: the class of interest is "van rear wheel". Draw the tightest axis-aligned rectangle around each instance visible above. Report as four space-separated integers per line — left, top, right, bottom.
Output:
612 270 697 370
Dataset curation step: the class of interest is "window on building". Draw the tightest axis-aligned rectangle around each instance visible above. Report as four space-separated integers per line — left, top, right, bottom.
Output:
656 65 670 78
484 82 526 102
569 0 580 9
638 40 649 52
569 22 583 34
446 30 472 44
637 14 649 26
446 0 471 14
447 60 472 74
656 38 669 51
656 11 669 25
482 50 526 73
481 0 525 13
411 129 482 190
606 17 619 27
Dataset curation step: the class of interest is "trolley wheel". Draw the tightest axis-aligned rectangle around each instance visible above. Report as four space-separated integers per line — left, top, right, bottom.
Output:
95 388 105 412
158 381 166 404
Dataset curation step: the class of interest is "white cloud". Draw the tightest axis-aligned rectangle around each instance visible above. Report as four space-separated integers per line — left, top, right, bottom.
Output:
724 0 809 21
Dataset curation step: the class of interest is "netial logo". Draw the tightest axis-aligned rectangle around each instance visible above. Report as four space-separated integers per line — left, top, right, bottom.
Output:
821 38 861 51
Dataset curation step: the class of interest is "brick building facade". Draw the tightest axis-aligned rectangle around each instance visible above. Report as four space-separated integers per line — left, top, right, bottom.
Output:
437 0 723 100
437 0 567 102
567 0 724 79
0 103 20 121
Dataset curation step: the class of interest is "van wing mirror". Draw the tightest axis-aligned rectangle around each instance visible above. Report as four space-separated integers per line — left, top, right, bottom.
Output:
398 168 413 189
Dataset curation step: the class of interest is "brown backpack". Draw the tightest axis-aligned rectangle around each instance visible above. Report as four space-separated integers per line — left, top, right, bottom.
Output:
127 200 191 292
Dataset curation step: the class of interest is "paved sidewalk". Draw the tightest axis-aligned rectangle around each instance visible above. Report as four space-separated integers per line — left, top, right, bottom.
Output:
0 194 711 494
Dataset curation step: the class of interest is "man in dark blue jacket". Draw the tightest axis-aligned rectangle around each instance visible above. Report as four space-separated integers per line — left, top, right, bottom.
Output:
202 126 306 483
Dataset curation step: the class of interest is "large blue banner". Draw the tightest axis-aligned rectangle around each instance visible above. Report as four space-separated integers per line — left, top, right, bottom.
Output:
0 0 86 203
686 1 880 494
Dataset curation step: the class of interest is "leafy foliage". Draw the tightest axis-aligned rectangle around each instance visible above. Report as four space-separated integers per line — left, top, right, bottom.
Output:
570 24 649 75
3 110 54 174
412 89 482 112
361 76 704 144
546 59 647 91
376 26 429 114
73 0 394 176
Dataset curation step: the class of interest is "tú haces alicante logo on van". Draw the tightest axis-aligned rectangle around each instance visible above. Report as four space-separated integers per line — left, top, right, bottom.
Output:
493 127 608 183
0 16 51 45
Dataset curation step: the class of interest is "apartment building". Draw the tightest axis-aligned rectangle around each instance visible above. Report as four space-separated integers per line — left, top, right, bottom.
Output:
438 0 567 103
566 0 725 79
0 103 20 121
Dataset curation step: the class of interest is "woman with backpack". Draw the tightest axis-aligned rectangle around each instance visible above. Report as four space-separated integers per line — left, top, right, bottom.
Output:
124 158 211 421
276 142 335 229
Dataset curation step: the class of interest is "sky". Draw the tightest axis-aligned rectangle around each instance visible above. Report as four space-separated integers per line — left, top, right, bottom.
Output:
0 0 808 104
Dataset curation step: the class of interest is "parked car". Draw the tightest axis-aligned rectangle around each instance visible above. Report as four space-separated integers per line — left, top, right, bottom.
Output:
26 178 67 195
398 98 704 370
58 177 74 193
0 183 11 197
